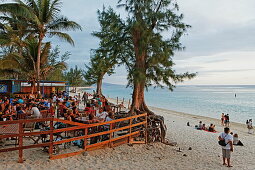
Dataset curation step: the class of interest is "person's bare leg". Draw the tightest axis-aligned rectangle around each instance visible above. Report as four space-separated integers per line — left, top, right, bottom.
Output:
223 157 226 165
227 158 232 167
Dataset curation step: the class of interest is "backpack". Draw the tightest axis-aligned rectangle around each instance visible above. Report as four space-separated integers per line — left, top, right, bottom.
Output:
218 134 229 146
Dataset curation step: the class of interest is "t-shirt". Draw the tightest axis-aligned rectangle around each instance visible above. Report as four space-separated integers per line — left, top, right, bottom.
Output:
220 132 233 150
233 137 239 145
103 116 113 128
31 107 41 118
96 111 108 119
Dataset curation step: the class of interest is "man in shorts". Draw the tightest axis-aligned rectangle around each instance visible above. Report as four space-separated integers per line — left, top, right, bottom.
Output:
218 127 234 167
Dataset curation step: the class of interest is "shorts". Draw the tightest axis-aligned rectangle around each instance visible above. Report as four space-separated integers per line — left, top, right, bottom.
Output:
222 149 231 158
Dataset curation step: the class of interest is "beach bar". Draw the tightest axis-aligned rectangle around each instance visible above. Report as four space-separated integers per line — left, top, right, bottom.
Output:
0 80 69 98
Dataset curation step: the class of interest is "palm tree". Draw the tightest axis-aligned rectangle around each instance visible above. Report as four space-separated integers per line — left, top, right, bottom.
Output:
0 37 67 93
0 0 82 93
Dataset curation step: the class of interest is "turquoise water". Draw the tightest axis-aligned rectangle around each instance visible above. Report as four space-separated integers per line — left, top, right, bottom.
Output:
85 84 255 124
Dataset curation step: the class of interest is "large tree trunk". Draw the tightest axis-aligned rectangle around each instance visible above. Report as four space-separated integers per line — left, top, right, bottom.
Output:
130 29 153 115
96 77 103 96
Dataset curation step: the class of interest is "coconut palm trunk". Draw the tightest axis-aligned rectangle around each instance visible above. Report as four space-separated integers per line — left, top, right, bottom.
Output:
36 35 44 94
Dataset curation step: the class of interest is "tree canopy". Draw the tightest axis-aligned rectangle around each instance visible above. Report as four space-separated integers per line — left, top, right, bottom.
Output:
93 0 196 114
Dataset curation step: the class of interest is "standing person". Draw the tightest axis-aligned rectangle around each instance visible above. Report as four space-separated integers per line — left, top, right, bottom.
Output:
221 113 225 126
82 92 88 106
247 119 253 134
225 114 230 127
218 127 234 167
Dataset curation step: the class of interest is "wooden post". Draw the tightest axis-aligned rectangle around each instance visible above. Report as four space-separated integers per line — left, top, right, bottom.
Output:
49 119 54 158
18 122 23 163
123 98 124 104
145 113 148 144
129 117 132 143
109 123 113 147
83 128 88 151
128 99 131 109
117 97 118 105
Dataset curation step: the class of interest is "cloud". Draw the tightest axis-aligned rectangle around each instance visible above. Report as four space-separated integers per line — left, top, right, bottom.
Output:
46 0 255 85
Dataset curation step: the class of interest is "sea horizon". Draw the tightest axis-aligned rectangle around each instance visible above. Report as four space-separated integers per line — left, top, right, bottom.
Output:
83 83 255 124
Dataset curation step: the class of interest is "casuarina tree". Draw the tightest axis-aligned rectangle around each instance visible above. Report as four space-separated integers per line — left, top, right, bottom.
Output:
97 0 196 115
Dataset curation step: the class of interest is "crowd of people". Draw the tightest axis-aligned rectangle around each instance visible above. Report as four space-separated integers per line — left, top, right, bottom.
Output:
0 96 54 121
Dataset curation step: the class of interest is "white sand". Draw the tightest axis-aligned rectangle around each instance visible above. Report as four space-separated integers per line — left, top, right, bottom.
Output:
1 95 254 169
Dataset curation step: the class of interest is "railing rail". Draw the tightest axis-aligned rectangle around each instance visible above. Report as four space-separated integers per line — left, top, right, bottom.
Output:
0 113 147 163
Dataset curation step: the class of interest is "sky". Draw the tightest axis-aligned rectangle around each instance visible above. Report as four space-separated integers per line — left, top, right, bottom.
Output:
51 0 255 85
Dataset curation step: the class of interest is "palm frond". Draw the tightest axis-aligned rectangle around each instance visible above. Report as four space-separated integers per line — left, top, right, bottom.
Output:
48 31 74 45
47 15 82 31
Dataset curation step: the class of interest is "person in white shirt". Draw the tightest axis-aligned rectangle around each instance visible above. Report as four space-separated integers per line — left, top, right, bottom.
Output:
218 127 234 167
103 112 114 130
96 107 108 120
53 95 57 103
31 104 41 118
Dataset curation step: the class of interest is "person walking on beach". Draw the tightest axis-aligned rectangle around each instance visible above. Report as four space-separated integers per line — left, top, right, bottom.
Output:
224 114 230 127
221 113 225 126
218 127 234 167
247 119 253 134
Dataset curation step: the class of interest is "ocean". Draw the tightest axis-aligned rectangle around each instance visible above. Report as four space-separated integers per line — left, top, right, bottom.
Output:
84 84 255 124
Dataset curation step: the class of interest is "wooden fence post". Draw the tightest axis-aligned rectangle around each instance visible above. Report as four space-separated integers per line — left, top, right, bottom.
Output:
145 113 148 144
128 99 131 109
49 119 54 158
129 117 132 143
83 128 88 151
117 97 118 105
109 123 113 147
18 122 23 163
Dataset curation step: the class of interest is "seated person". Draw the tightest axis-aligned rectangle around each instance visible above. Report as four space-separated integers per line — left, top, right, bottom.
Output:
66 110 77 122
233 133 244 146
196 121 203 130
201 124 206 130
88 114 100 124
16 106 25 115
72 106 81 117
31 104 41 118
96 107 108 120
103 112 115 130
208 124 216 132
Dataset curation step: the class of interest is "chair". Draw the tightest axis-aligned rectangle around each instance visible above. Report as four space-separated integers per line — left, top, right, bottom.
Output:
23 121 38 144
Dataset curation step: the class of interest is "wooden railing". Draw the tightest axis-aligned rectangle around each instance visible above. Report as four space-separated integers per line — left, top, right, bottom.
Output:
0 113 147 163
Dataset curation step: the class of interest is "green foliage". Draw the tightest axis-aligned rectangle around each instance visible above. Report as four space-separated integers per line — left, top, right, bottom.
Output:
0 37 68 80
99 0 196 91
0 0 82 89
64 65 84 87
0 0 82 45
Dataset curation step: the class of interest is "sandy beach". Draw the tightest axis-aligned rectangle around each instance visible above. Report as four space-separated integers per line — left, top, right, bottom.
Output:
1 103 254 170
